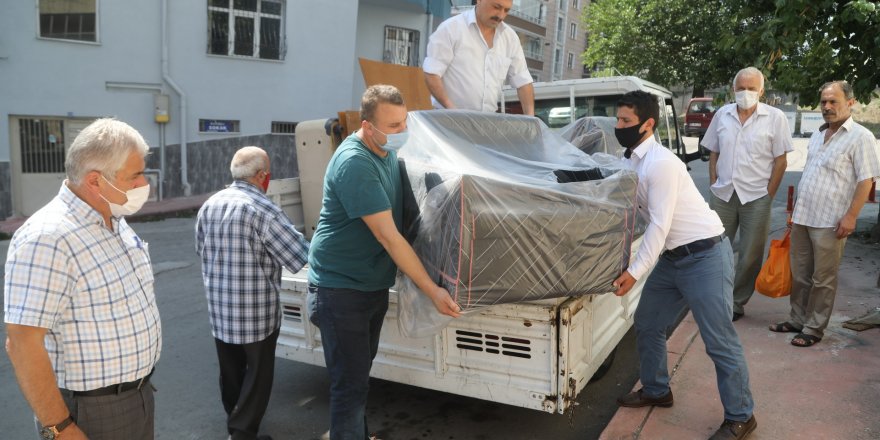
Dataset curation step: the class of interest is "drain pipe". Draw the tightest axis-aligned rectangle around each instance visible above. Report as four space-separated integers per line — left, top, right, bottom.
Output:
161 0 191 196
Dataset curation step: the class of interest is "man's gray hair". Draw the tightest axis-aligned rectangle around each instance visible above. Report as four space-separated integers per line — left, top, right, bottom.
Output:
65 118 150 185
360 84 405 123
230 146 269 179
820 80 854 100
732 67 765 90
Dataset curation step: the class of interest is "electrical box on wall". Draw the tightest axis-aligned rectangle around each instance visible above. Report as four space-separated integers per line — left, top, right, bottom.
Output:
154 94 170 123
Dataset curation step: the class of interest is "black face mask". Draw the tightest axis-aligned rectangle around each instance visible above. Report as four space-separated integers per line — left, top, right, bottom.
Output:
615 122 647 158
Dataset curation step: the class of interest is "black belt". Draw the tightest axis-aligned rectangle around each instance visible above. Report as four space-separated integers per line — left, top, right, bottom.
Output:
664 235 723 260
62 370 153 397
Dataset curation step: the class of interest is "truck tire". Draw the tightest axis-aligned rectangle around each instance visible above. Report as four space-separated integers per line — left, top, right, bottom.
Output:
589 347 617 383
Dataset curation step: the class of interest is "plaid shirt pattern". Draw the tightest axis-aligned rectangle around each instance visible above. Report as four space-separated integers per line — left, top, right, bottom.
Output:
4 184 162 391
196 181 309 344
793 117 880 227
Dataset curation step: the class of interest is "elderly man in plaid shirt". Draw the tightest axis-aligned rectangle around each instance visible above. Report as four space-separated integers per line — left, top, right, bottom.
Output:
5 118 161 440
769 81 880 347
196 146 309 440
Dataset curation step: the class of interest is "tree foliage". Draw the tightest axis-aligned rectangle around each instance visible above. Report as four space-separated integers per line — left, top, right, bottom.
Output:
583 0 880 105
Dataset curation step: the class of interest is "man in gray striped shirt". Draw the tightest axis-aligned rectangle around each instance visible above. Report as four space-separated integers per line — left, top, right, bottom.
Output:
769 81 880 347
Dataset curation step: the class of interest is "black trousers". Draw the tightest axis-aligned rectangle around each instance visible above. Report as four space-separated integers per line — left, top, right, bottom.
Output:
215 327 280 440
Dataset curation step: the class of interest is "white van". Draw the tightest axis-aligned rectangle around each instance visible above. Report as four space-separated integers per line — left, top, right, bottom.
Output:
502 76 697 159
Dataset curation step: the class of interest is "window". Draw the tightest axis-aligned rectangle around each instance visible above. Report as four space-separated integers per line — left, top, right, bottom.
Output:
567 52 574 70
38 0 97 42
569 22 577 40
18 118 66 173
208 0 285 60
573 0 579 9
520 33 544 60
553 48 562 78
556 17 564 43
199 119 240 133
383 26 420 66
271 121 297 134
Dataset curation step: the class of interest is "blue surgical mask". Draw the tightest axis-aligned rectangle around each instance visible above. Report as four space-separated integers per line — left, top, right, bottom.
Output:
371 123 409 152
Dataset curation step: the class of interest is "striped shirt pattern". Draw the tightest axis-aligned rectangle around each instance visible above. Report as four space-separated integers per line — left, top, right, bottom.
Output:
196 181 309 344
4 183 162 391
793 117 880 227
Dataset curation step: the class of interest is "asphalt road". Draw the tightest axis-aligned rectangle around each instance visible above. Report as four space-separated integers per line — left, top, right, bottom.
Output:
0 135 825 439
0 216 641 440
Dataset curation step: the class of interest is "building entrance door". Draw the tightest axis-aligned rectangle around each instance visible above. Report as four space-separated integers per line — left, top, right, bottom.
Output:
10 117 93 217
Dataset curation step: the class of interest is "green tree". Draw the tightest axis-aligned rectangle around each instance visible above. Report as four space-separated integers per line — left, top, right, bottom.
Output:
582 0 745 95
725 0 879 106
583 0 879 104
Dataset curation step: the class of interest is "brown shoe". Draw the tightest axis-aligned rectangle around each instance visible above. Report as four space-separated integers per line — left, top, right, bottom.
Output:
616 388 673 408
709 415 757 439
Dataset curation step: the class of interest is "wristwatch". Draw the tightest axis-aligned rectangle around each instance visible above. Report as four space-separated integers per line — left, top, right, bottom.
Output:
39 415 74 439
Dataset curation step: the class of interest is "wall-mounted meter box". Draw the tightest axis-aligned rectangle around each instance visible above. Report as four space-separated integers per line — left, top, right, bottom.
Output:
154 94 170 123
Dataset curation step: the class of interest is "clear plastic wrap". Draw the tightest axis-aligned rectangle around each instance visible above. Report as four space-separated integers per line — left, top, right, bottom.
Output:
397 110 638 337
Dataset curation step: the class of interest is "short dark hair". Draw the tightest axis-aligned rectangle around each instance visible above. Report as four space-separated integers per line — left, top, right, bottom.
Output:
360 84 405 123
819 80 854 100
617 91 659 127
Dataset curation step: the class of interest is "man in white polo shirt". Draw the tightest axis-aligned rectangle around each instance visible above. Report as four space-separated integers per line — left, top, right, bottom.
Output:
423 0 535 115
701 67 793 321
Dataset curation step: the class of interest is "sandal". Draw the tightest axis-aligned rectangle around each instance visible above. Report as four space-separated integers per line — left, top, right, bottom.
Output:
769 322 801 333
791 333 821 347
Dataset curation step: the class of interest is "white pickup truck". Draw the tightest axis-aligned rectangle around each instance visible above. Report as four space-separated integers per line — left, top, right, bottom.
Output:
269 103 654 413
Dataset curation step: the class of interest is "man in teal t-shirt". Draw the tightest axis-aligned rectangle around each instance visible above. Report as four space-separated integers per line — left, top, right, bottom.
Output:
306 85 461 440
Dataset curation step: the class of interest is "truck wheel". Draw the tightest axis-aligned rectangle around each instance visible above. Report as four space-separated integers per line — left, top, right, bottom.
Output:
589 347 617 383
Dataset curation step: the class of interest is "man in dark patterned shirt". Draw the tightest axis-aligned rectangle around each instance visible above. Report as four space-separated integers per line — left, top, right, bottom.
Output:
196 146 309 440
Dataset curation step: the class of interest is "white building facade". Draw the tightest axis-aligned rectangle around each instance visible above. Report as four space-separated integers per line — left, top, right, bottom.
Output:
0 0 448 218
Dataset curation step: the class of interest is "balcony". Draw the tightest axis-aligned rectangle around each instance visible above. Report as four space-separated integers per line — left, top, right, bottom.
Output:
450 1 546 26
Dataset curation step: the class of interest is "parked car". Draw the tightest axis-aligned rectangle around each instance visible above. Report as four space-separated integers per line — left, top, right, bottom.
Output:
683 97 717 137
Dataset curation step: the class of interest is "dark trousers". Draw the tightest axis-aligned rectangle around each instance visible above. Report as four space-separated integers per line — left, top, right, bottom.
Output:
214 327 280 440
307 285 389 440
46 382 154 440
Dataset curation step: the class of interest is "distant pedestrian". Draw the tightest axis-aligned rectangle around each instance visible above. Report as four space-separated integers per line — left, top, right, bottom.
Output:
702 67 793 321
423 0 534 115
5 118 160 440
196 146 309 440
769 81 880 347
307 84 461 440
612 91 756 440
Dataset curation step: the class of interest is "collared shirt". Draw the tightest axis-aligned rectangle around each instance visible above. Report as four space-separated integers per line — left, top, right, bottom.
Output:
4 183 161 391
702 102 793 203
624 138 726 280
792 117 880 228
196 180 309 344
423 8 533 112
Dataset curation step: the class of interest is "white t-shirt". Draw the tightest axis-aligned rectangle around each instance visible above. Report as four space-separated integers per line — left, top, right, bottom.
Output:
423 9 533 112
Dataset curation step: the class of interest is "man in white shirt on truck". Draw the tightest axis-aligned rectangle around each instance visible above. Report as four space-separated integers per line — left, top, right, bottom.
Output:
423 0 535 115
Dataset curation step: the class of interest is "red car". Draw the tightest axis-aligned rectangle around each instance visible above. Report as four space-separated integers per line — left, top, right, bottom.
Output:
683 97 717 137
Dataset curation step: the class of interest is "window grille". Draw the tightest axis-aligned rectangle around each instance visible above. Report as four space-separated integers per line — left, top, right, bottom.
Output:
383 26 420 67
208 0 285 60
38 0 97 42
271 121 297 134
18 119 66 174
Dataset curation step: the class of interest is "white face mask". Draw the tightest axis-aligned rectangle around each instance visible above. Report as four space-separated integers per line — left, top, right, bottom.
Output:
735 90 760 110
100 175 150 217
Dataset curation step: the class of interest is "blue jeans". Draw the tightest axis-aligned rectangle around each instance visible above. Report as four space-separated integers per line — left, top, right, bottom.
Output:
307 285 389 440
634 238 754 422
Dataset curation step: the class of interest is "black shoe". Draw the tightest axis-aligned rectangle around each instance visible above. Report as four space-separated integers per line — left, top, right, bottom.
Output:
732 312 744 322
616 388 674 408
709 415 757 439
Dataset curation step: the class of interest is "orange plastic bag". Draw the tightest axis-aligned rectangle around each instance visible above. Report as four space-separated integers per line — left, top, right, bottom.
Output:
755 227 792 298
